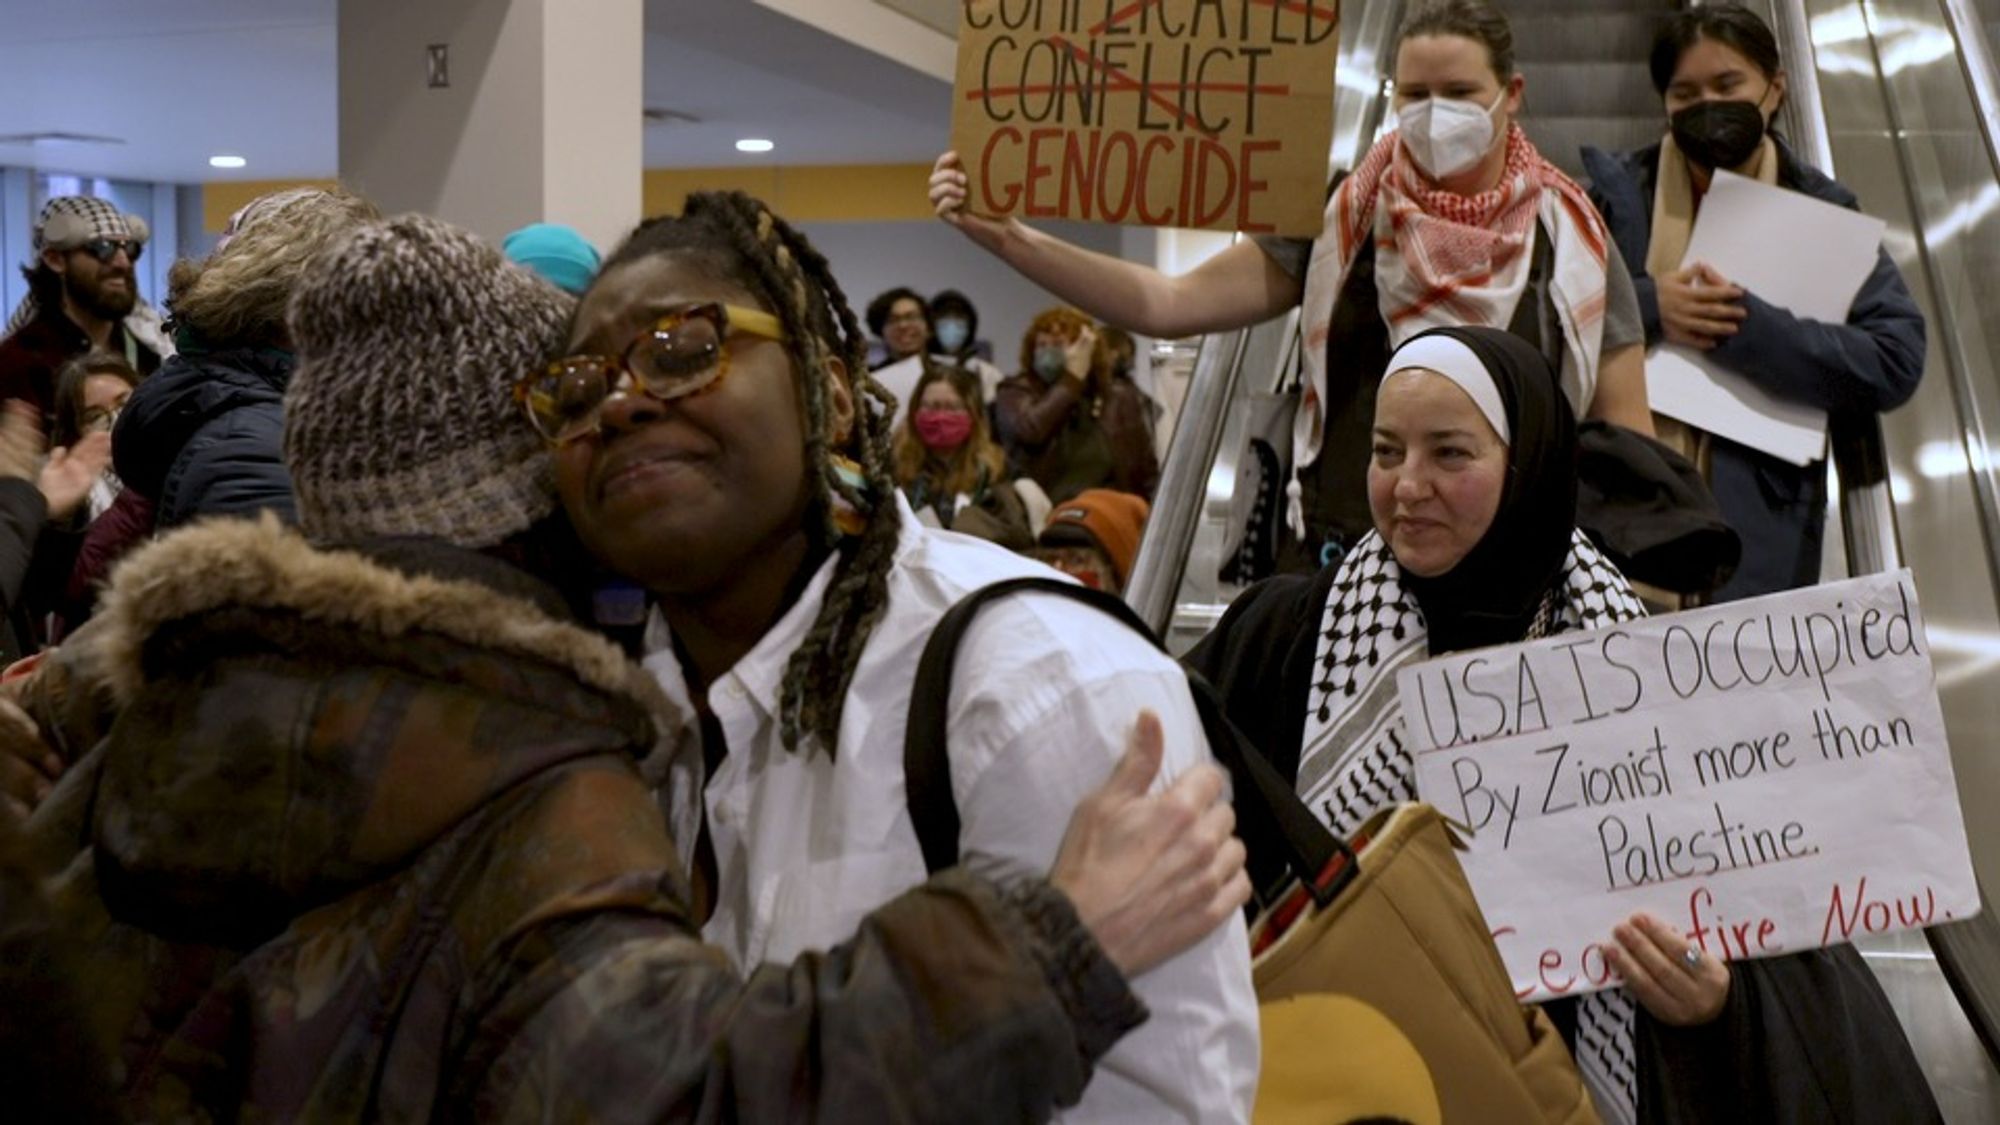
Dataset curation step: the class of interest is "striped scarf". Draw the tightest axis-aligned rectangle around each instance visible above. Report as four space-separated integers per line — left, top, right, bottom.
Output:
1290 126 1611 533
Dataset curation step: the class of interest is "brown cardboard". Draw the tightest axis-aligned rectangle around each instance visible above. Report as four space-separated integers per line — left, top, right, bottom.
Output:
950 0 1339 238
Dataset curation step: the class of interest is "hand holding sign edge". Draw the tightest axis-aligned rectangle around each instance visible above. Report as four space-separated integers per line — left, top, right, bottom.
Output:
930 151 1010 255
1606 912 1732 1027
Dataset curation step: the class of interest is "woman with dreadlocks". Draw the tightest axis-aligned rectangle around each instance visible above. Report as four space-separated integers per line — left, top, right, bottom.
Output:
0 212 1252 1122
543 191 1258 1123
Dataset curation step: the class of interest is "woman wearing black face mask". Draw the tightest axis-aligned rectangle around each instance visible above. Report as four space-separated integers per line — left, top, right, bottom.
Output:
1581 3 1926 603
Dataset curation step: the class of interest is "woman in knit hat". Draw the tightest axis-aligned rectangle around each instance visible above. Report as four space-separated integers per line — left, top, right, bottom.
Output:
536 190 1258 1122
3 212 1246 1121
1033 488 1152 595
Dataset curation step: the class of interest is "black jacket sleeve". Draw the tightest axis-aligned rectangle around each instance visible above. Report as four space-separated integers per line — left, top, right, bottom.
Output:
0 479 48 624
1637 944 1941 1124
1709 247 1927 416
1183 569 1339 897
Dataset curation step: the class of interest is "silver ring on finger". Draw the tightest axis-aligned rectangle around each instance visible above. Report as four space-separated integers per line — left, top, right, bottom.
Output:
1682 947 1703 972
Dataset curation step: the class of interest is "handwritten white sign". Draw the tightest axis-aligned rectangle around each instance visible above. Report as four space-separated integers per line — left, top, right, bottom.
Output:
1400 571 1978 1002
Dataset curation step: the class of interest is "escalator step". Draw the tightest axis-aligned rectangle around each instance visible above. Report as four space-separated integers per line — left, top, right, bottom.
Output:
1493 0 1677 12
1519 118 1666 180
1508 13 1665 61
1517 60 1664 119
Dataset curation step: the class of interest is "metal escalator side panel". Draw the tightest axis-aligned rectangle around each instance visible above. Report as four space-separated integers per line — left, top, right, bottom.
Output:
1787 0 2000 1095
1127 0 1409 635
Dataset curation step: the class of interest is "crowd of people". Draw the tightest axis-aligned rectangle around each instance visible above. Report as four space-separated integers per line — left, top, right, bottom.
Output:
0 0 1954 1121
865 285 1162 593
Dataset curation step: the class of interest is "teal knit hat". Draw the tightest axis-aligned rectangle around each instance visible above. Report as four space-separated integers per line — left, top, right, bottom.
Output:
501 223 601 296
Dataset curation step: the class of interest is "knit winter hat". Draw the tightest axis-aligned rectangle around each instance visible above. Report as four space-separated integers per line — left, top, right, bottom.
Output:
34 195 148 253
284 214 575 549
502 223 601 296
1040 489 1151 585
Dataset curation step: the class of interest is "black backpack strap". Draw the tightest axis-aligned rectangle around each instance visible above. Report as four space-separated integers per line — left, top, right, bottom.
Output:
903 576 1352 908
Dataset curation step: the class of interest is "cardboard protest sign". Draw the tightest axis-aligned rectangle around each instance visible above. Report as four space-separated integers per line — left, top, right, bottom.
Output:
1399 571 1979 1003
950 0 1339 237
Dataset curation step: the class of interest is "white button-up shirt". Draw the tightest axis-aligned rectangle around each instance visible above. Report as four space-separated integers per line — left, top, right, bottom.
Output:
643 499 1257 1123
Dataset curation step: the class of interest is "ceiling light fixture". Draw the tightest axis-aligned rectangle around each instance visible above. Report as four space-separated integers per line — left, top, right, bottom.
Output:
209 154 247 169
735 139 775 153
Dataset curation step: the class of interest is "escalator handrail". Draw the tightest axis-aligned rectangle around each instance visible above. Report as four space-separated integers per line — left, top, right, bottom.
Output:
1778 0 2000 1066
1124 0 1406 633
1126 328 1249 632
1766 0 1841 172
1940 0 2000 179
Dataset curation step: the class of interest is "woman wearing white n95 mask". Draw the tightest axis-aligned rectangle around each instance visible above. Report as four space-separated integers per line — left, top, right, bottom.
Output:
930 0 1652 572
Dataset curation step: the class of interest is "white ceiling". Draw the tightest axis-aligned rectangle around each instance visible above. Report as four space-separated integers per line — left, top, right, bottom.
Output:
0 0 955 183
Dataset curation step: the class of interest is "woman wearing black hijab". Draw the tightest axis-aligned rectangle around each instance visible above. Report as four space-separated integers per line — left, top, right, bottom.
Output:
1187 325 1937 1123
1189 325 1641 826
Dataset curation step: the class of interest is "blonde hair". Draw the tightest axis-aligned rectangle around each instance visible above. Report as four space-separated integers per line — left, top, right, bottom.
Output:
892 360 1007 498
168 186 380 346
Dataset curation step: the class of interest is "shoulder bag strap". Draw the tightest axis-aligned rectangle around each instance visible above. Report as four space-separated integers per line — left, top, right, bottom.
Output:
903 576 1352 907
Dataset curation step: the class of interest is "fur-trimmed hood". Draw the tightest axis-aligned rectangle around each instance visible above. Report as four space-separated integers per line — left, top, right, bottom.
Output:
95 514 657 710
86 516 688 946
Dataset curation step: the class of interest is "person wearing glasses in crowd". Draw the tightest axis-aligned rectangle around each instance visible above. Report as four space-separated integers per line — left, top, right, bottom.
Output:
49 350 138 517
38 350 141 641
865 285 933 370
528 190 1258 1122
0 212 1249 1119
0 197 170 423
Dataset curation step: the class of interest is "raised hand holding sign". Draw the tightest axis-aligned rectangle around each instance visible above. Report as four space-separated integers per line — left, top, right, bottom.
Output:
950 0 1340 236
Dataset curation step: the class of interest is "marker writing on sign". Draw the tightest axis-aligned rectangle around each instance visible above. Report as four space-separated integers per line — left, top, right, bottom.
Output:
979 125 1280 230
1596 801 1818 891
964 0 1339 46
1412 585 1924 753
973 36 1284 133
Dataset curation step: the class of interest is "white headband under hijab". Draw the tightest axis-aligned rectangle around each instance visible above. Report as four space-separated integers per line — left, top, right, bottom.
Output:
1383 334 1511 445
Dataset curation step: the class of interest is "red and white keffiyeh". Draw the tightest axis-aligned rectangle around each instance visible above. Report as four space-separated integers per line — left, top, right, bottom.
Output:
1289 126 1612 532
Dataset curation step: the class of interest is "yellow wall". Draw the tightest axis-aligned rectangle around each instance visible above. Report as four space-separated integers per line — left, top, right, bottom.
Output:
202 164 936 232
201 179 342 233
640 164 935 222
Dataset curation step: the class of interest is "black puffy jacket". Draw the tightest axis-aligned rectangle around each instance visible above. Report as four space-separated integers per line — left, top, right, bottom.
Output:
112 345 295 530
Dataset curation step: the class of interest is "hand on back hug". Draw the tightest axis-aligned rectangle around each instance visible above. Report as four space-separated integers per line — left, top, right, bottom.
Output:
1050 710 1250 975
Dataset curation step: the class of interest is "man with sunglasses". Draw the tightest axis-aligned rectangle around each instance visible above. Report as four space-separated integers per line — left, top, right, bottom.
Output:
0 196 169 424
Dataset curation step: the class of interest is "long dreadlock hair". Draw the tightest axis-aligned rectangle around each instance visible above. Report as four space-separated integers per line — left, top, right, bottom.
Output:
598 191 900 753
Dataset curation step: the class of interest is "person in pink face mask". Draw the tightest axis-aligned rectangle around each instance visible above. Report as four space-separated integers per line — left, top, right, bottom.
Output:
892 360 1046 549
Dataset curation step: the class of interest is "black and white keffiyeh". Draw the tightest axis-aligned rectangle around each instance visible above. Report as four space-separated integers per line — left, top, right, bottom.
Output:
1295 526 1647 1122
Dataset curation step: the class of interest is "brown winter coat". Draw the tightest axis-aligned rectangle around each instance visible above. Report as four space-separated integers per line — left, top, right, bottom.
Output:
993 373 1159 502
18 516 1144 1122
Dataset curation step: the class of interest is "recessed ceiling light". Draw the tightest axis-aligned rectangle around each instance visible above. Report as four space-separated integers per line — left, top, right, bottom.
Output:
735 139 774 154
209 154 247 169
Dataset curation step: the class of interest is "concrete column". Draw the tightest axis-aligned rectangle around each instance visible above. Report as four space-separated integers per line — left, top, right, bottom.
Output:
337 0 642 252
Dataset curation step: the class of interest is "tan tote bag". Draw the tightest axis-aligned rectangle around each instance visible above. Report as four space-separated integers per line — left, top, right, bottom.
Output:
897 579 1597 1124
1251 802 1600 1124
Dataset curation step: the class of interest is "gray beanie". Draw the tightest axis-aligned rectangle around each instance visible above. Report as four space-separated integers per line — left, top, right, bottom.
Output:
284 214 576 549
